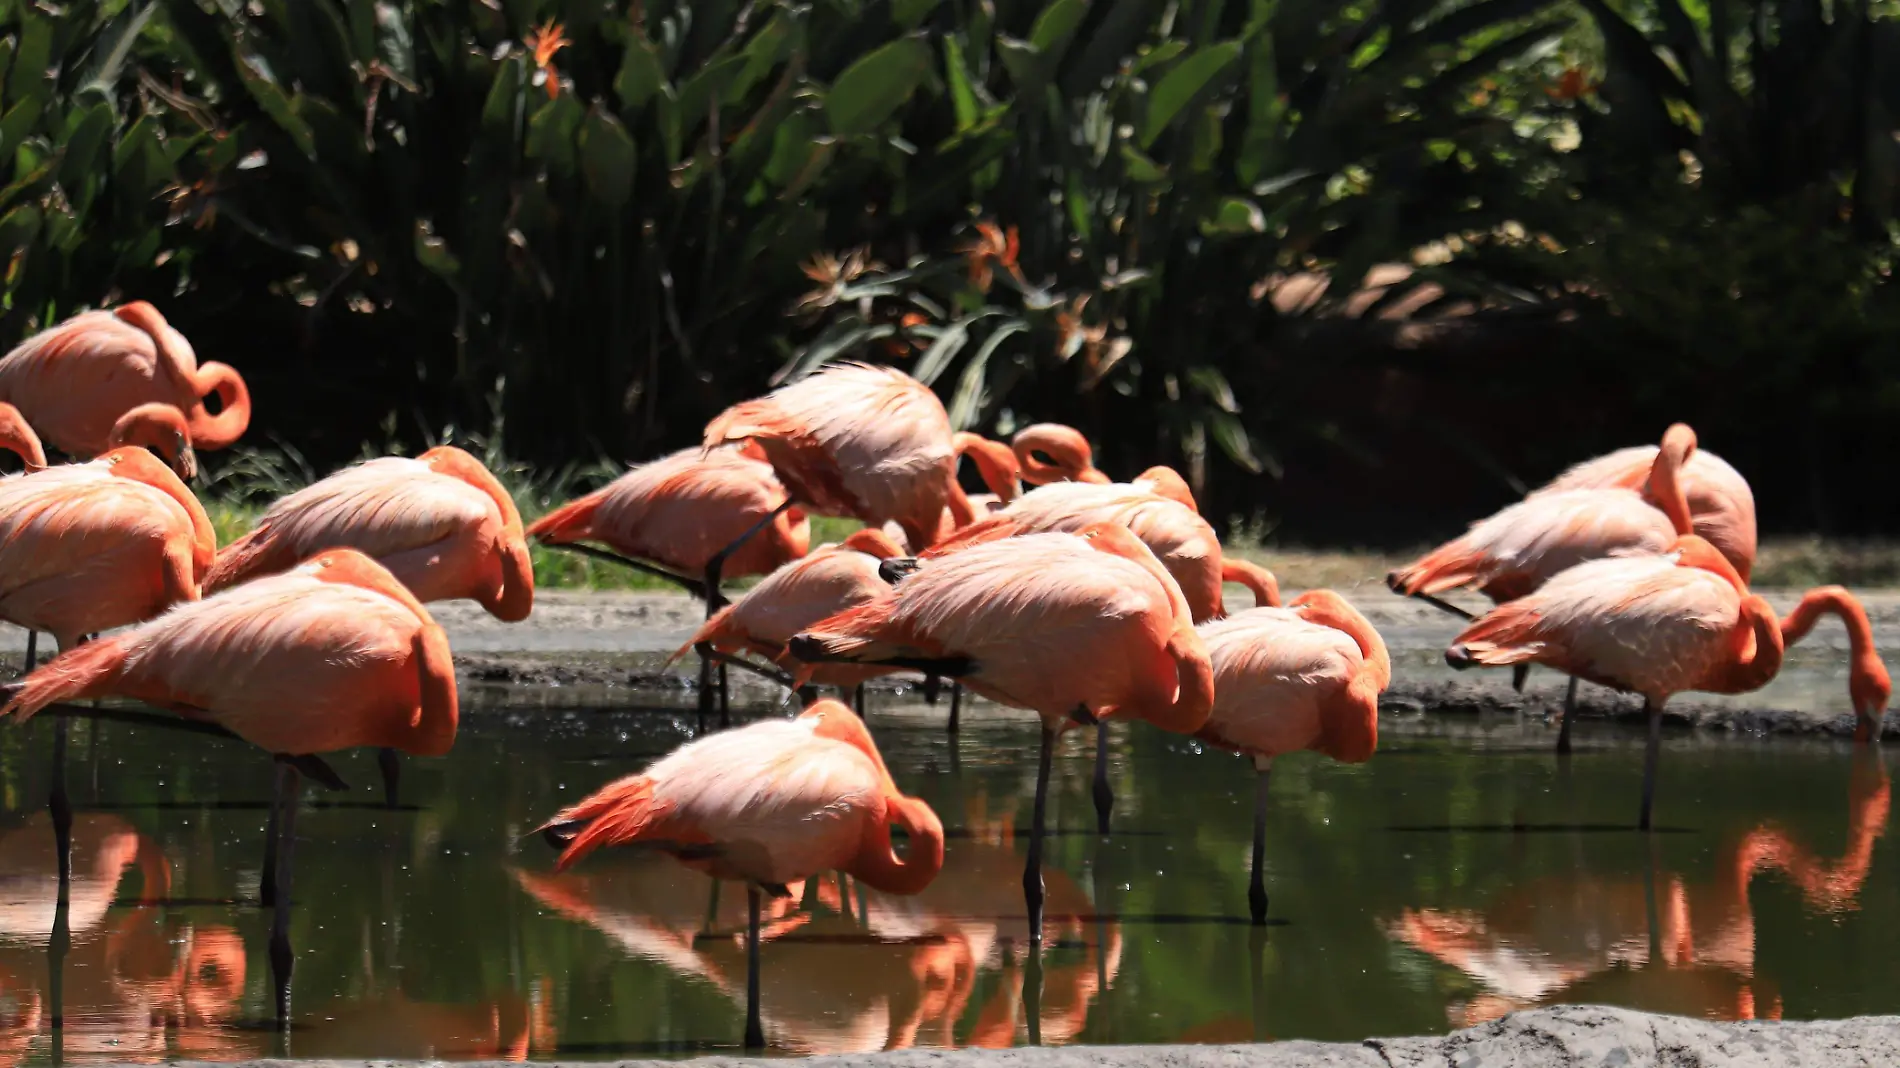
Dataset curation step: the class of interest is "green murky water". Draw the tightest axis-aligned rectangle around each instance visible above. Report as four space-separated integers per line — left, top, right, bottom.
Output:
0 688 1893 1061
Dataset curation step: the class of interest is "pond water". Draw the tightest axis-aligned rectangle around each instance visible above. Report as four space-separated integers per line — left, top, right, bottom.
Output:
0 684 1893 1061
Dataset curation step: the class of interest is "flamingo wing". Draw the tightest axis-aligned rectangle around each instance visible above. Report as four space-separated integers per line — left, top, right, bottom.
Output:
722 549 887 648
548 447 797 576
1531 446 1757 580
0 312 163 456
1392 489 1676 600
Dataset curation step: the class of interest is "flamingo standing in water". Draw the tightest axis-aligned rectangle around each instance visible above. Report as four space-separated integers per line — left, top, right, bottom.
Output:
787 525 1214 941
0 303 250 462
204 445 530 804
0 401 216 872
538 698 944 1050
2 548 459 1029
1447 535 1891 829
1195 591 1389 923
1390 424 1702 750
529 443 810 724
674 529 907 713
926 480 1278 830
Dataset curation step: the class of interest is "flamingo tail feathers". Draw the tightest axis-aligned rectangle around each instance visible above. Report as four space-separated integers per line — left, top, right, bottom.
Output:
538 776 673 871
525 492 600 544
1445 602 1548 670
670 605 740 666
1387 542 1487 598
1 637 132 722
202 527 294 595
786 601 972 677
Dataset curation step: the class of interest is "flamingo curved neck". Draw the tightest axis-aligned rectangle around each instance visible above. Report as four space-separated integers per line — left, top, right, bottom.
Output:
1645 437 1695 537
849 797 944 896
0 424 45 471
1783 586 1888 739
1013 425 1099 486
1220 558 1281 608
187 363 251 449
1716 596 1785 695
486 538 536 622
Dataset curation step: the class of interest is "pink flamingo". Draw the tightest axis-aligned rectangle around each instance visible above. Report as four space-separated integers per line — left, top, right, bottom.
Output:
924 479 1279 829
538 698 943 1050
1391 424 1700 749
530 443 811 724
787 524 1214 941
205 446 534 619
884 432 1024 552
1448 535 1890 829
1532 432 1757 581
2 548 458 1028
204 445 528 804
674 528 906 712
703 363 958 554
0 303 249 461
1011 423 1199 511
1195 591 1390 923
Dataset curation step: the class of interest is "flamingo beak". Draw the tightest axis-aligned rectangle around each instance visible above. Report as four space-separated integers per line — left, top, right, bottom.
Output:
174 444 198 482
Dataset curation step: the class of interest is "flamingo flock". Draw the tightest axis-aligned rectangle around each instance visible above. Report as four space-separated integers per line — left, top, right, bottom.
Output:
0 304 1886 1050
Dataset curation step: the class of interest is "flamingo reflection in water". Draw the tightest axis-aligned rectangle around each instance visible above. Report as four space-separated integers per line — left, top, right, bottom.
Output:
1389 750 1889 1025
0 814 253 1063
514 794 1121 1052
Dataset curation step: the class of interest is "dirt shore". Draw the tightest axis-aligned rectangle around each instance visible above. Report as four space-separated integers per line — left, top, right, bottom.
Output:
424 587 1899 740
181 1004 1900 1066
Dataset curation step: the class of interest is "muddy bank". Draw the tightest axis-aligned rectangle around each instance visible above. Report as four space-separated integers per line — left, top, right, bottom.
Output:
426 588 1895 740
189 1004 1900 1066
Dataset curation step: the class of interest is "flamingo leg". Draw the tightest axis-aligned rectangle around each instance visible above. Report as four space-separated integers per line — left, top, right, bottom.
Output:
1512 663 1532 692
23 628 35 672
1024 933 1044 1046
744 884 765 1051
1638 696 1662 831
1249 762 1272 925
854 683 865 718
261 779 280 908
48 739 71 1046
1410 593 1474 620
836 871 853 921
946 683 961 734
921 674 941 706
696 647 715 734
542 542 708 599
719 663 730 728
49 716 70 886
1092 720 1113 836
702 879 723 936
703 500 795 613
270 761 302 1030
1024 723 1055 944
377 747 401 809
795 684 819 705
1555 676 1580 756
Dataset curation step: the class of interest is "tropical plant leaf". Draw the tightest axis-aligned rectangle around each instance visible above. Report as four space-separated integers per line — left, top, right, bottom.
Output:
1139 41 1242 148
827 36 933 136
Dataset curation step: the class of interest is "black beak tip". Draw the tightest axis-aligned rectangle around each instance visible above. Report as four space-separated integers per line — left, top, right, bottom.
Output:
541 821 582 850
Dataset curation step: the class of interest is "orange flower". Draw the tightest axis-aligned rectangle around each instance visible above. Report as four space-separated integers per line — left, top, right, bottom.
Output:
1545 68 1601 101
885 311 930 357
958 221 1023 293
526 21 570 100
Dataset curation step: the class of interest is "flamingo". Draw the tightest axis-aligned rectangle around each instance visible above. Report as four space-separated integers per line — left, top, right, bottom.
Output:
1 548 459 1029
0 408 216 868
205 446 533 618
673 528 907 713
786 524 1214 940
1446 535 1891 829
1391 423 1702 750
0 302 249 462
1194 590 1390 923
882 431 1023 552
1532 431 1757 582
1011 422 1199 510
924 480 1279 829
203 445 529 804
702 362 957 555
537 698 944 1050
529 443 810 724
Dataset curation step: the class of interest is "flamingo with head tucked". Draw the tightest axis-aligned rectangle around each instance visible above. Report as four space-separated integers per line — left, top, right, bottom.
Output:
1447 535 1890 829
787 524 1214 941
1195 590 1390 923
2 548 459 1030
0 303 249 463
703 363 957 556
537 698 943 1051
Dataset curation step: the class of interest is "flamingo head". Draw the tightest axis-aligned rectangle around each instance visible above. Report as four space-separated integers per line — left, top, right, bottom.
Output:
109 403 195 481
